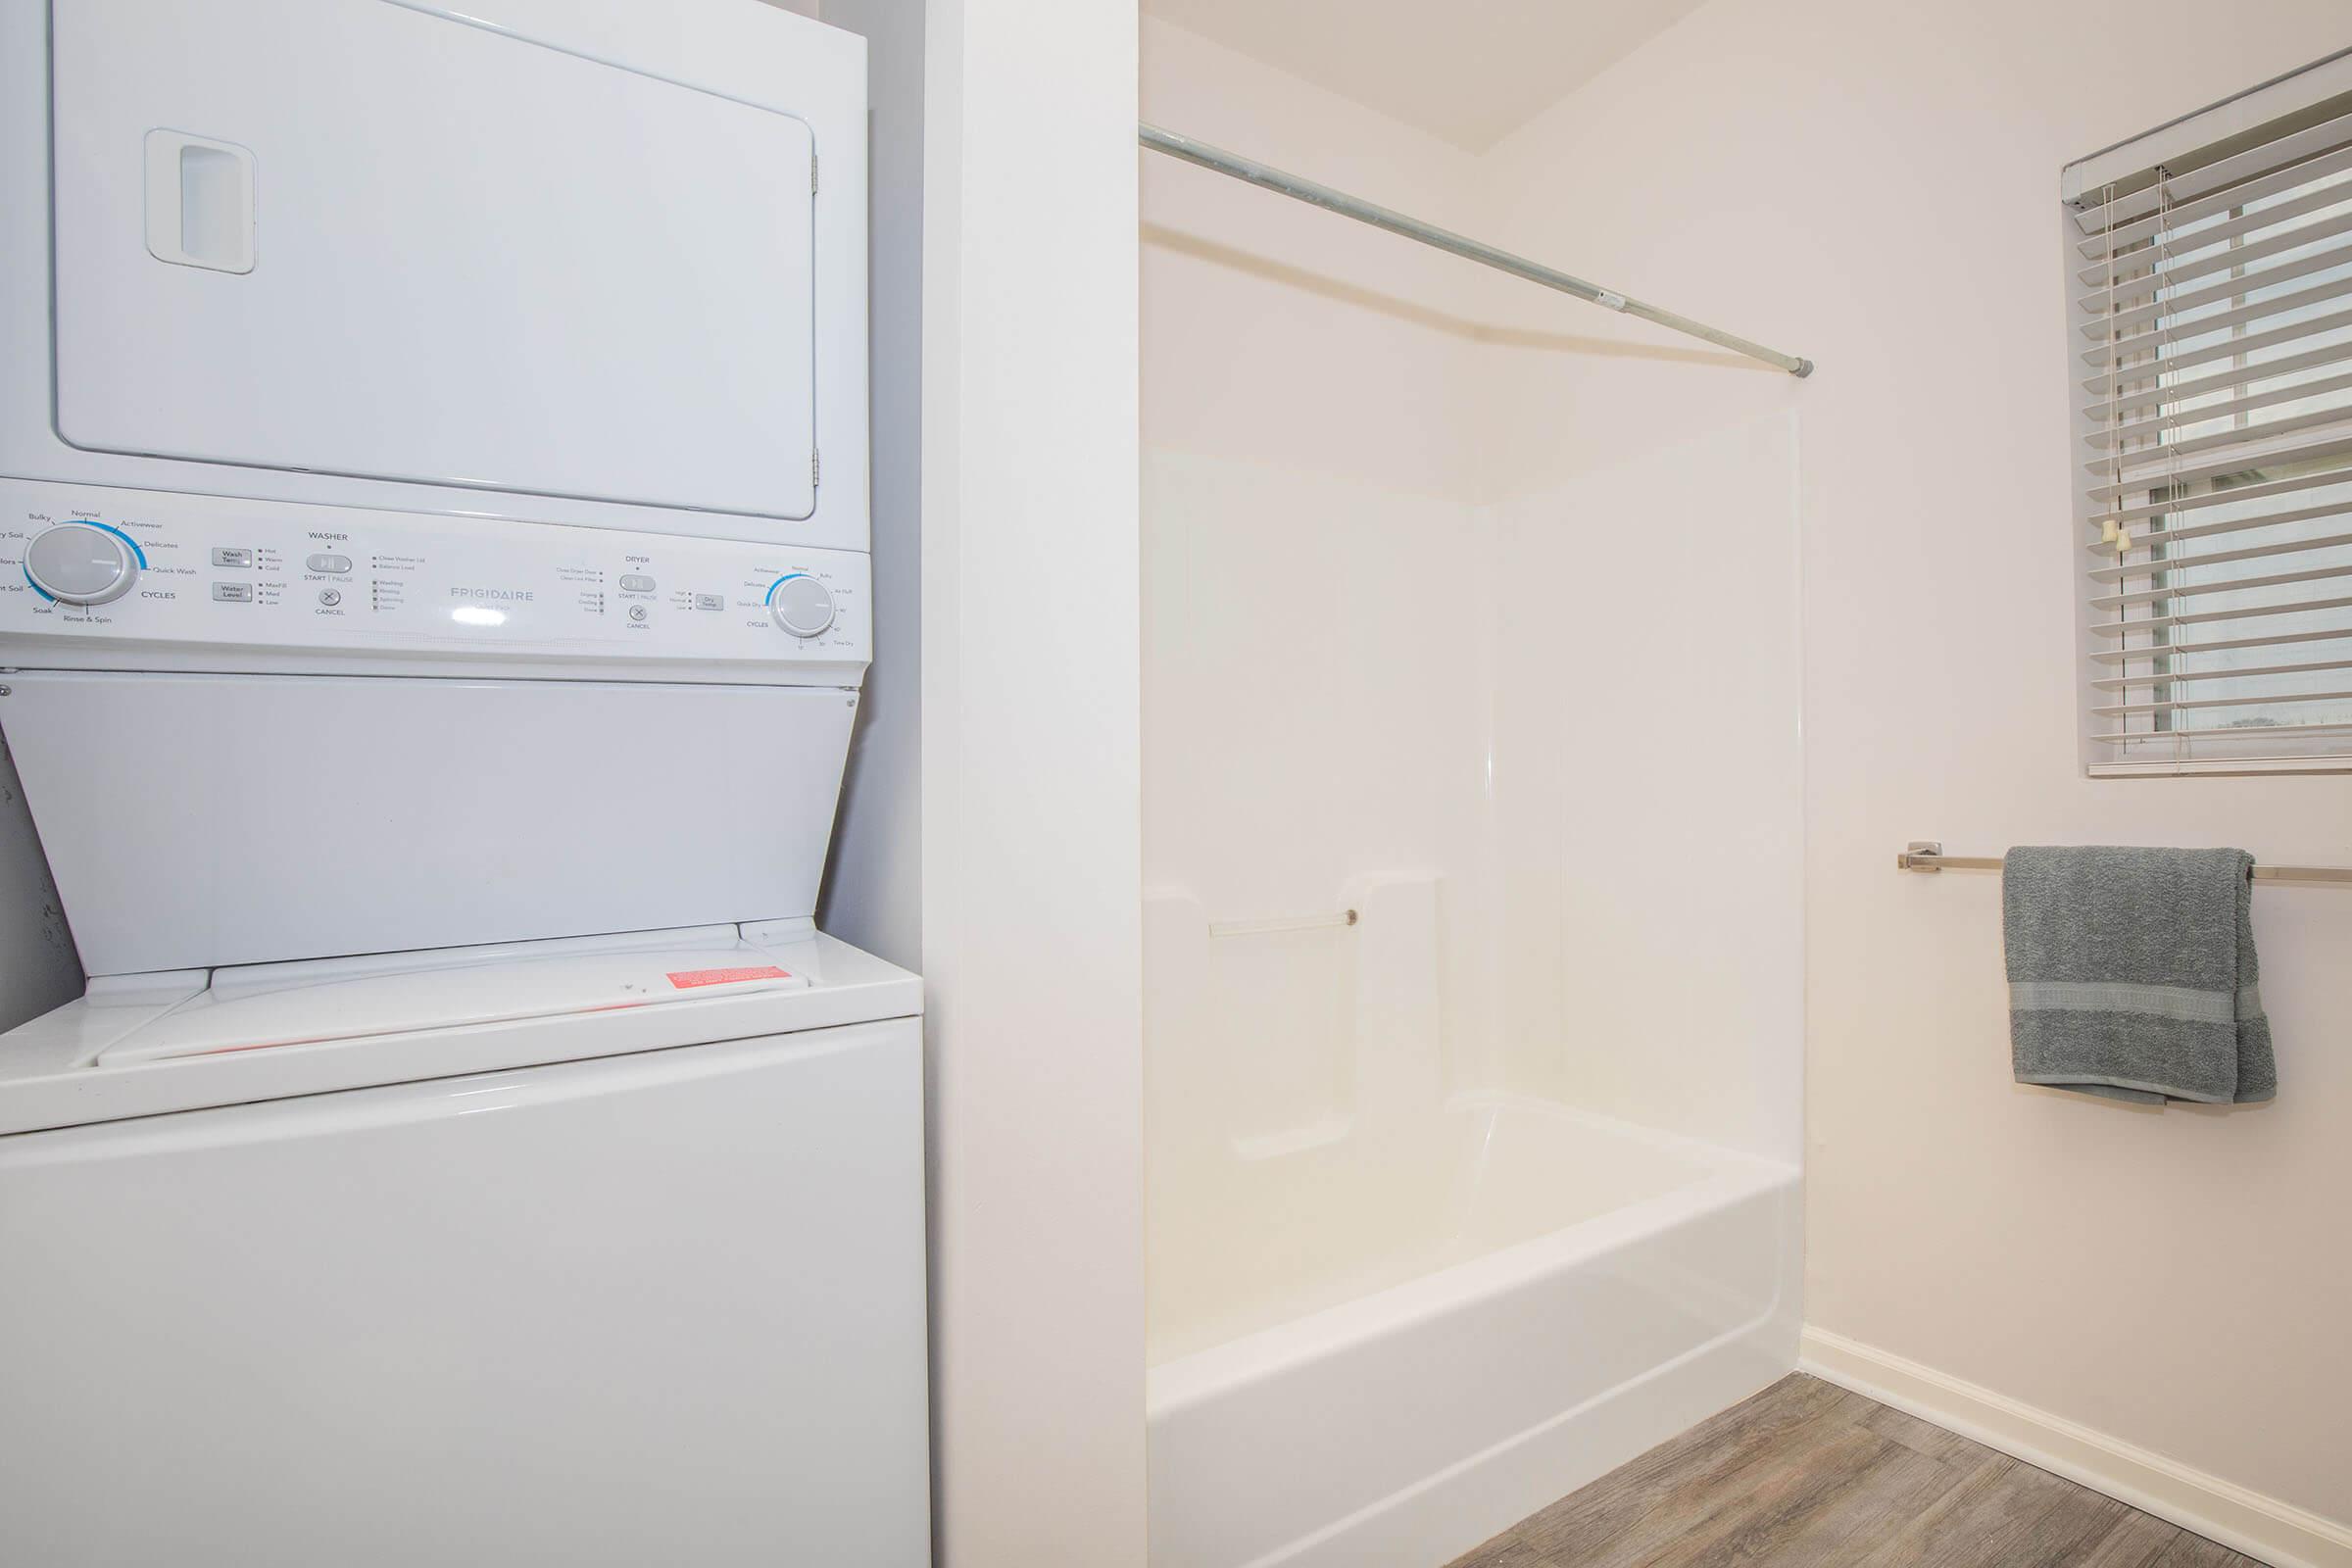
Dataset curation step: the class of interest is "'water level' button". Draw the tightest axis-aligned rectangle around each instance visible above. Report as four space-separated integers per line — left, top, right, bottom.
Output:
212 582 253 603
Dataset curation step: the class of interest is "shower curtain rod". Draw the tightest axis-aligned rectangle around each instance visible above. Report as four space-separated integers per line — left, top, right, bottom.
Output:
1139 123 1815 378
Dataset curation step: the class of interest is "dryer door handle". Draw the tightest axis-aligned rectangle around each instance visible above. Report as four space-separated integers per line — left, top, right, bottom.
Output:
143 128 256 274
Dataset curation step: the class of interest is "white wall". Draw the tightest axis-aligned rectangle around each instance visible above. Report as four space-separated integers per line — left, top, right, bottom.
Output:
813 0 924 974
1474 0 2352 1533
922 0 1146 1562
1142 22 1489 502
0 733 79 1032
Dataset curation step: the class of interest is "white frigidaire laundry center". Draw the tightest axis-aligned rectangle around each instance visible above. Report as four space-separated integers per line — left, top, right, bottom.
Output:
0 3 926 1564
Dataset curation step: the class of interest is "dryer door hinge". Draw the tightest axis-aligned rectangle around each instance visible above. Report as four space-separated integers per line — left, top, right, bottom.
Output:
811 448 820 488
811 152 819 196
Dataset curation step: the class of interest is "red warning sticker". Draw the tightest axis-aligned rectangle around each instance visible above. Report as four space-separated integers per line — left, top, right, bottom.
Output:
665 965 792 990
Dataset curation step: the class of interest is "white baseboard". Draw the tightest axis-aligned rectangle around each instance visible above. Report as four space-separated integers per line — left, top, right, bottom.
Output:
1799 1327 2352 1568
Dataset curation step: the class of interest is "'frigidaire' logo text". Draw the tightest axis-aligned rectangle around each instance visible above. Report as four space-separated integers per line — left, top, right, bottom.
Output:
450 586 534 602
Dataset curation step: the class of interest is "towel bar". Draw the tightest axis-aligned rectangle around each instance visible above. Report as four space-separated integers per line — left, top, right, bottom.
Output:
1207 908 1360 939
1895 841 2352 885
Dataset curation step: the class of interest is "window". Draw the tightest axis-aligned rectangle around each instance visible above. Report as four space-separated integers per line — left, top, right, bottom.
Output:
2064 52 2352 774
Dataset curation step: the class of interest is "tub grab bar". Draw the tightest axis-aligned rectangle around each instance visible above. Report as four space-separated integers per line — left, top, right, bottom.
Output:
1207 908 1360 939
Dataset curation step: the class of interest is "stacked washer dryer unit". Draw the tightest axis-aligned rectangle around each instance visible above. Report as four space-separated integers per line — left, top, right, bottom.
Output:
0 3 925 1565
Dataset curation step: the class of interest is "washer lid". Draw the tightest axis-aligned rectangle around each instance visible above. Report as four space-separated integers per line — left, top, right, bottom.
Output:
0 925 921 1138
97 940 810 1067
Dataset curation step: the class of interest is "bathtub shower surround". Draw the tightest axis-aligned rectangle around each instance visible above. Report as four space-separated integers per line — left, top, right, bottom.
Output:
1142 20 1804 1556
1147 1098 1798 1568
1140 415 1803 1568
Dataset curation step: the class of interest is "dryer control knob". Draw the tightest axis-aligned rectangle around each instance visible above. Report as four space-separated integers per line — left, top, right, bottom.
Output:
24 522 139 606
766 572 836 639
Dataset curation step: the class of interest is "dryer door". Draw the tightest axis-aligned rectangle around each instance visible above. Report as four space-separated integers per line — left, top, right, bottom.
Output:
50 0 819 521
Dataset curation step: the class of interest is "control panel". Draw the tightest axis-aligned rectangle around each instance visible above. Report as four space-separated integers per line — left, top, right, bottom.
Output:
0 481 867 682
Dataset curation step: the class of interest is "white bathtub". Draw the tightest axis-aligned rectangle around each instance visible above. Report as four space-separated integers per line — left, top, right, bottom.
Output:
1146 1095 1800 1568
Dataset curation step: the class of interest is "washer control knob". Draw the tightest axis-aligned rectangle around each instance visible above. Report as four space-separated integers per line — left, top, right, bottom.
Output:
24 522 139 606
766 573 836 639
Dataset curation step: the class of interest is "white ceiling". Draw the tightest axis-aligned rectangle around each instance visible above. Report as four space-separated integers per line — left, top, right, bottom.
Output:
1141 0 1707 153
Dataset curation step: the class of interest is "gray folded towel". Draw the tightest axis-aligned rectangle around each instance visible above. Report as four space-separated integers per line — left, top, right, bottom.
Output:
2002 846 2276 1105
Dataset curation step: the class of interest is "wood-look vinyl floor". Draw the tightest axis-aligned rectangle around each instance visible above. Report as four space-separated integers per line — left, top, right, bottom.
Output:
1445 1375 2265 1568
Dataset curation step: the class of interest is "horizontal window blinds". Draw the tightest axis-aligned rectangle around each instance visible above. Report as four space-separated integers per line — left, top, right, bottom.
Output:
2071 83 2352 771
